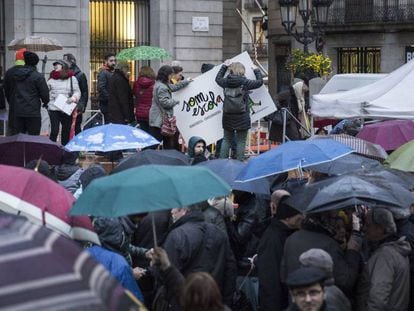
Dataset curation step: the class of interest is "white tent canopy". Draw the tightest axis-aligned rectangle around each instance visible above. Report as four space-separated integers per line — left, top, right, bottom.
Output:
311 59 414 119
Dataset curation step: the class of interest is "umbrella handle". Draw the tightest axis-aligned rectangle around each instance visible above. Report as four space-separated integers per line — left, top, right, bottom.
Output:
41 55 47 75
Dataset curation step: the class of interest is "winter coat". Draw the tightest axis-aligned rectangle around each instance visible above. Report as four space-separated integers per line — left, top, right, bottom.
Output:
133 76 155 121
285 302 334 311
269 87 301 143
162 210 237 305
258 219 296 311
282 228 361 297
356 237 411 311
149 80 190 128
0 84 5 110
71 64 88 112
107 70 134 124
324 283 351 311
87 245 144 302
97 65 113 102
47 72 81 112
188 136 211 165
202 205 227 235
215 65 263 131
56 167 84 194
4 65 49 117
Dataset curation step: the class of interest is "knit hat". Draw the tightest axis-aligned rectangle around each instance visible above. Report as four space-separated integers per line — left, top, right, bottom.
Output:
15 48 27 61
299 248 334 275
275 194 300 220
201 63 215 73
23 51 39 66
286 267 327 289
52 59 69 70
79 164 107 189
271 189 291 206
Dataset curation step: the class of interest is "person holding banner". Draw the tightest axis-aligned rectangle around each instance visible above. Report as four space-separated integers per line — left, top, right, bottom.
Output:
215 60 263 161
149 65 191 149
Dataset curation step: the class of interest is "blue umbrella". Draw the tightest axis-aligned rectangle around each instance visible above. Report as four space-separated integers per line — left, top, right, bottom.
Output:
197 159 270 194
235 139 354 182
65 124 159 152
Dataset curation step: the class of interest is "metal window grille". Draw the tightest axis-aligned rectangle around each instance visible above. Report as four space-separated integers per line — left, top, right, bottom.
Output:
0 0 5 81
89 0 150 109
337 47 381 73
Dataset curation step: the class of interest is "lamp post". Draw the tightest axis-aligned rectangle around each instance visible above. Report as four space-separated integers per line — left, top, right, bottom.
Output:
279 0 333 53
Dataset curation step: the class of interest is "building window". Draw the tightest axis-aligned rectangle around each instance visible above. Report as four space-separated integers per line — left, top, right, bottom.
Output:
253 17 264 46
0 0 5 81
89 0 150 108
337 47 381 73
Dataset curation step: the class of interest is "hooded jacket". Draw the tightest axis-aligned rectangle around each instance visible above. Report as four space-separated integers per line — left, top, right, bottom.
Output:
215 65 263 130
107 69 134 124
71 64 88 112
356 236 411 311
133 76 155 121
97 65 113 102
4 65 49 117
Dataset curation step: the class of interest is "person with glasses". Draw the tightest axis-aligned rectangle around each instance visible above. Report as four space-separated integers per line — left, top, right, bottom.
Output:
97 52 116 123
285 266 328 311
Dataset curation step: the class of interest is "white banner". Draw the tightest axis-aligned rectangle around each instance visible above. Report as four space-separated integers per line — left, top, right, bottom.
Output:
173 52 276 146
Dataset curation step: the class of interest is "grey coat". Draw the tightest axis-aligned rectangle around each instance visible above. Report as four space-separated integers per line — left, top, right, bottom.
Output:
149 80 190 128
356 237 411 311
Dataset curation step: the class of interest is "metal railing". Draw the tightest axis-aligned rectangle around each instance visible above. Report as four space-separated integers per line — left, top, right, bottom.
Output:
280 108 312 143
327 0 414 25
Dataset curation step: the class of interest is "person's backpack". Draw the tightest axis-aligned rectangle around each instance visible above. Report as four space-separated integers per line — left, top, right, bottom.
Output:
223 85 246 114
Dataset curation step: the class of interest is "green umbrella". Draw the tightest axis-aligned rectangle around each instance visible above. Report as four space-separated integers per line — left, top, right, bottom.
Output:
385 140 414 172
116 46 172 61
70 164 231 217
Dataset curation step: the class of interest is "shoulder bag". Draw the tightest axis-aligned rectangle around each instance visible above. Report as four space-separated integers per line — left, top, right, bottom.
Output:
156 88 177 137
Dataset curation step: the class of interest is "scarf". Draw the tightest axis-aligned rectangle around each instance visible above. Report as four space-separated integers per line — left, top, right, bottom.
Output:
49 69 75 80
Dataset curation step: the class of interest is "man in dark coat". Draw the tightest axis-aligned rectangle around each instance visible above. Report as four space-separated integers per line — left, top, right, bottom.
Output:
257 190 304 311
163 206 237 305
107 61 134 124
282 212 361 298
3 51 49 135
97 52 116 123
64 53 89 134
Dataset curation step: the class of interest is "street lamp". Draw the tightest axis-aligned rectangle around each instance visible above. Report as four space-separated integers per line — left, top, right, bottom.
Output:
279 0 333 53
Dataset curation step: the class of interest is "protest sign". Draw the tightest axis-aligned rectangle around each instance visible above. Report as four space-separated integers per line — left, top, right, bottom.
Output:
173 51 276 146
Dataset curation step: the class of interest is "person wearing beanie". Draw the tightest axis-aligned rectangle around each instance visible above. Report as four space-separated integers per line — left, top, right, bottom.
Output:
46 59 81 145
285 267 328 311
3 50 49 135
63 53 89 135
299 249 351 311
15 48 27 66
257 190 303 311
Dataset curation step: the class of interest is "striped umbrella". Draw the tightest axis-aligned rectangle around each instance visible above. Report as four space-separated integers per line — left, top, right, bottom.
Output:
309 134 388 161
0 165 99 245
0 214 145 310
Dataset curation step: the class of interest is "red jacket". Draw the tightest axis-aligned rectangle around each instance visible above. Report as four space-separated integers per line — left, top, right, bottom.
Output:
133 76 155 121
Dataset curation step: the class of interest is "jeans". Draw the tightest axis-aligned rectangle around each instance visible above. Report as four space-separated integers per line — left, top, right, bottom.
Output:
48 110 72 145
220 128 248 161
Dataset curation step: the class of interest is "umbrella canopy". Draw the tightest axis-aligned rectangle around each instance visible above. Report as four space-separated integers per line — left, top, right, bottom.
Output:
0 165 99 244
116 46 172 61
235 139 354 182
356 120 414 151
7 36 63 52
113 149 190 174
197 159 270 194
65 124 159 152
308 153 382 176
0 133 70 166
0 214 142 310
71 165 231 217
385 140 414 172
285 174 413 218
309 134 388 161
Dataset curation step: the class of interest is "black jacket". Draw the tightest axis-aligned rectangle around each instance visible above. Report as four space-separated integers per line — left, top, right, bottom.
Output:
258 219 296 311
71 64 88 112
0 83 5 110
4 65 49 118
215 65 263 130
282 228 361 297
108 70 134 124
163 211 237 305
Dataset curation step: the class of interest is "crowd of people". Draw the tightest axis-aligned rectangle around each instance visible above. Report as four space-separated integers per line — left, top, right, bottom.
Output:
1 50 414 311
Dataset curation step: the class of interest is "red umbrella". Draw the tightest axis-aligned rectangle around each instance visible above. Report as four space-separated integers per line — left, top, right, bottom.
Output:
357 120 414 151
0 165 99 244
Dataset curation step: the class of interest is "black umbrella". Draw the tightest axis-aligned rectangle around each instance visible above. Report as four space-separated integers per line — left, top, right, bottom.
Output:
112 149 190 174
354 167 414 191
285 174 413 218
308 153 382 176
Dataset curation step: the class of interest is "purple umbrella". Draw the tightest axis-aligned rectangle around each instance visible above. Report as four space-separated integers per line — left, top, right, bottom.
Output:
0 134 70 166
0 213 143 310
356 120 414 151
